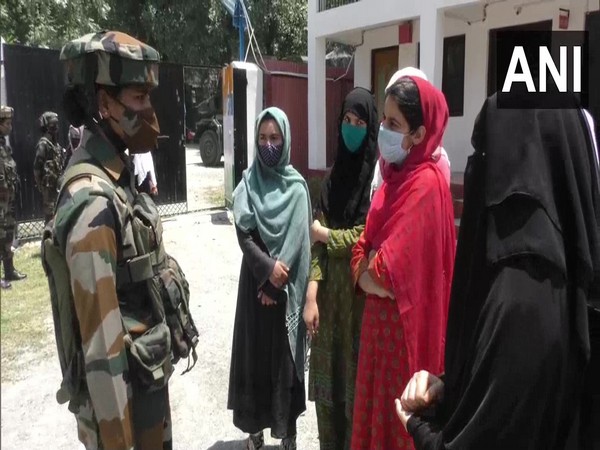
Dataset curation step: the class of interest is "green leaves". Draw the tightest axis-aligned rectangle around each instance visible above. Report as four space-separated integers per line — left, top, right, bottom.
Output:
0 0 108 48
0 0 309 65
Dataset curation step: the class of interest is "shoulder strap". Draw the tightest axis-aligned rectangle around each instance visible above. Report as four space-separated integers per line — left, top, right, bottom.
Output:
59 161 130 206
38 136 55 150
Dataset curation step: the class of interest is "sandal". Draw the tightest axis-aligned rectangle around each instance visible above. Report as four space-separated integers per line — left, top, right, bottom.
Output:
247 431 264 450
280 435 297 450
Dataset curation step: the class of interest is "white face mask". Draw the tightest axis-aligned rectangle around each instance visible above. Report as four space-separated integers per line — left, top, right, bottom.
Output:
378 124 410 165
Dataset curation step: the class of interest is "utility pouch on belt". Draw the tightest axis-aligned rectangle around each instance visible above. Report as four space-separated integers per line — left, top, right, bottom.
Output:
124 321 173 392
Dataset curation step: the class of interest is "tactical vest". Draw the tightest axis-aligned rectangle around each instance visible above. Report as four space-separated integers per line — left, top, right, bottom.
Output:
38 137 63 190
0 137 18 200
41 159 199 413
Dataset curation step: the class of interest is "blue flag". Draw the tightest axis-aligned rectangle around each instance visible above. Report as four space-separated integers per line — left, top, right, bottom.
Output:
220 0 236 16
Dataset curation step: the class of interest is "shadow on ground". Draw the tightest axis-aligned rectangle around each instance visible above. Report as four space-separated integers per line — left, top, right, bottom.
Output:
189 162 225 168
206 440 279 450
211 211 232 225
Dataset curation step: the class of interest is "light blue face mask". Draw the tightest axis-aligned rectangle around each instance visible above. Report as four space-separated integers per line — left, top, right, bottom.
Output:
378 124 410 165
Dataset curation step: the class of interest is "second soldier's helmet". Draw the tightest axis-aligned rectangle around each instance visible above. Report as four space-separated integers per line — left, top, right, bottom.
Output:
39 111 59 131
0 106 14 121
0 106 13 136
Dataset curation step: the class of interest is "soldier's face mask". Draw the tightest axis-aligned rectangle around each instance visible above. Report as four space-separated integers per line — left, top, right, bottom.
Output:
107 95 160 154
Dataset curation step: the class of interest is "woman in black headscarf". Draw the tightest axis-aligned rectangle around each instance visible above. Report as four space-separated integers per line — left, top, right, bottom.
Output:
303 87 379 450
395 93 600 449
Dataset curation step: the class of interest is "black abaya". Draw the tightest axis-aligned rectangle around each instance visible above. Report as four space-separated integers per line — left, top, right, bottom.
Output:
406 96 600 449
227 226 306 439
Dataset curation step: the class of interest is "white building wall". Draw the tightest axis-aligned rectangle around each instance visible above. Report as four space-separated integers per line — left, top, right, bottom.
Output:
445 0 597 171
311 0 422 39
349 0 599 172
355 26 400 89
309 0 599 171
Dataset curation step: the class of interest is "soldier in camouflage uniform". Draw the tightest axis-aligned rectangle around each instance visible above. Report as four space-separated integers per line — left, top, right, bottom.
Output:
52 31 172 449
33 111 65 224
0 105 27 290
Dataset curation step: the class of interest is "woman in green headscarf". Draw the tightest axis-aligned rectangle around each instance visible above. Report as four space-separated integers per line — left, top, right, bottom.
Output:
228 107 312 450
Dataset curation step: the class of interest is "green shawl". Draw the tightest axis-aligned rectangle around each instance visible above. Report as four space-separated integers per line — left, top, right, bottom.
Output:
232 107 312 380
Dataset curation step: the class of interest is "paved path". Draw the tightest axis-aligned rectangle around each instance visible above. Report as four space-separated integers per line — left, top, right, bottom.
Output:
0 210 319 450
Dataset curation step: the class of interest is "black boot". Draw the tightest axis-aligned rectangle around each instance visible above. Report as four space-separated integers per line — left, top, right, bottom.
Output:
1 262 12 289
4 256 27 281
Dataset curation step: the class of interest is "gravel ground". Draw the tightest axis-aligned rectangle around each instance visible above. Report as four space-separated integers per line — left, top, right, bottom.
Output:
1 215 320 448
186 143 226 212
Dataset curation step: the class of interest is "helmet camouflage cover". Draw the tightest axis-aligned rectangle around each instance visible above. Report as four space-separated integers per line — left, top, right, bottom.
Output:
39 111 59 129
0 106 14 120
60 31 160 88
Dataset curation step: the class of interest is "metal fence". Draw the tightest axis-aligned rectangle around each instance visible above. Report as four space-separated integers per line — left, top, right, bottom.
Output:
318 0 360 12
3 44 203 240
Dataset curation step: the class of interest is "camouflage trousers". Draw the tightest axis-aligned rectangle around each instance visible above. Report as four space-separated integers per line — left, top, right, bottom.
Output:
41 188 58 224
0 199 16 259
76 384 172 450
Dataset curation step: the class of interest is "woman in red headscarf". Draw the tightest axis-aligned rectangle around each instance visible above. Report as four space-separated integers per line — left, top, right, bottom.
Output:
350 76 456 450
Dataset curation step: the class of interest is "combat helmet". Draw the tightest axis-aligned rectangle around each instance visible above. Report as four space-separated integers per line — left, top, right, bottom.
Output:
0 106 14 121
60 30 160 88
39 111 59 131
59 31 160 127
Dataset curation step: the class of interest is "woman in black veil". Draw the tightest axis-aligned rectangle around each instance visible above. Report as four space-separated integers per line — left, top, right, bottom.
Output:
395 94 600 449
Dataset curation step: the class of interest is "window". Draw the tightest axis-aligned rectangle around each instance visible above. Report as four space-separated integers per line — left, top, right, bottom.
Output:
442 34 465 117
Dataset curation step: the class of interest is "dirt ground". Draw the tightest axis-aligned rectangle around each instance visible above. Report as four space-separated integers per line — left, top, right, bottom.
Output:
0 149 321 449
186 143 226 212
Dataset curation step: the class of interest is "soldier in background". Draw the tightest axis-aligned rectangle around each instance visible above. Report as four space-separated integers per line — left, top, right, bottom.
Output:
0 106 27 290
33 111 65 224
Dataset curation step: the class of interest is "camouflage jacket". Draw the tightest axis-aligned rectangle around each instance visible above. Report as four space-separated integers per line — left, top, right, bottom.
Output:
33 136 64 192
53 130 170 450
0 135 18 208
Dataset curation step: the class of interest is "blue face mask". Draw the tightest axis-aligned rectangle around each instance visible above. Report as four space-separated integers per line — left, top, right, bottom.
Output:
341 122 367 153
258 142 283 167
378 124 410 165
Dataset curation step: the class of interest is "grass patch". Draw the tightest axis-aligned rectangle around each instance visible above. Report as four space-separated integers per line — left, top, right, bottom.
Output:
1 243 54 382
206 186 225 207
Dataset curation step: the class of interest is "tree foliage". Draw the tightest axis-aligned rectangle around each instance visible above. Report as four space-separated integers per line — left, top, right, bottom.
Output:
1 0 109 48
0 0 308 66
